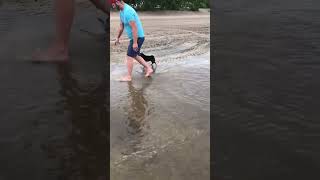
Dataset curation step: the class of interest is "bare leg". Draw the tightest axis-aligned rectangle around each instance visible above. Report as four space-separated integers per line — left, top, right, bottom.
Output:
135 55 153 77
120 56 134 82
54 0 74 53
32 0 75 62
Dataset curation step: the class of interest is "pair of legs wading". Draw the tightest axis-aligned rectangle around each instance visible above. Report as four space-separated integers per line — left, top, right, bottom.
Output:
122 37 153 82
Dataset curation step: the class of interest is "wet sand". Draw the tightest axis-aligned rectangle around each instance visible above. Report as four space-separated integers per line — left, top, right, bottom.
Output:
110 11 210 180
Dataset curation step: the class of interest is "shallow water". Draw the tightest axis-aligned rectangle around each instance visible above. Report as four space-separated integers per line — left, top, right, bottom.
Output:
1 1 210 179
110 55 210 180
109 11 210 180
0 1 108 180
213 0 320 179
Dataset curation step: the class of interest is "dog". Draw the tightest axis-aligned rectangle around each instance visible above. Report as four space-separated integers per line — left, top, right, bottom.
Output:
140 53 156 64
140 53 157 72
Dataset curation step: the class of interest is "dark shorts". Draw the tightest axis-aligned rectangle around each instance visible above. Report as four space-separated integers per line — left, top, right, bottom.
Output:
127 37 145 58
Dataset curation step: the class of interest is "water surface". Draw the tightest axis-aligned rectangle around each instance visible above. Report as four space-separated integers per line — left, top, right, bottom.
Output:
110 11 210 180
110 55 210 180
213 0 320 179
0 1 108 179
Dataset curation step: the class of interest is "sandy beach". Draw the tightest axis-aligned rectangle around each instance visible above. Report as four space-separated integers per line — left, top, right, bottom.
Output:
110 10 210 63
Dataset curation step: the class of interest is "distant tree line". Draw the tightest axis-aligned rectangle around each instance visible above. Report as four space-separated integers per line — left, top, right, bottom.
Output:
124 0 210 11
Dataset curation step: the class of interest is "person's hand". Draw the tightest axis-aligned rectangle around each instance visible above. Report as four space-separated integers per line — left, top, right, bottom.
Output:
133 42 138 51
115 38 120 45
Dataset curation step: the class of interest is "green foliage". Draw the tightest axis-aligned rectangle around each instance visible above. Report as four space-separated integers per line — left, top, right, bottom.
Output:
124 0 209 11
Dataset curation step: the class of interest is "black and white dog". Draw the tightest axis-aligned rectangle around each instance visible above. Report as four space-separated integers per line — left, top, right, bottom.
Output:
140 53 157 72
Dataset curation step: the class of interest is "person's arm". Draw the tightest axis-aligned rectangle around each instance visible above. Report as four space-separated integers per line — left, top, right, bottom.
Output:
129 21 138 50
115 22 124 45
117 22 124 39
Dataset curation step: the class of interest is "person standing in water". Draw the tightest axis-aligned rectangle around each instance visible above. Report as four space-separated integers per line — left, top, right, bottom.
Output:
32 0 110 62
113 0 153 81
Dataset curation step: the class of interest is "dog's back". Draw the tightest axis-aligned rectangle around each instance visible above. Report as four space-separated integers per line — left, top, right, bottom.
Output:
140 53 156 64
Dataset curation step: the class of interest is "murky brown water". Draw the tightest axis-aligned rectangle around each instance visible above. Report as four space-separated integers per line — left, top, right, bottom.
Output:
110 11 210 180
1 1 210 179
110 54 210 180
0 1 108 179
110 9 210 180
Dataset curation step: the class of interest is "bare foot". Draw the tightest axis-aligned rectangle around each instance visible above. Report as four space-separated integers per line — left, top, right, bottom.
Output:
143 67 148 73
145 67 153 77
31 47 69 63
120 76 132 82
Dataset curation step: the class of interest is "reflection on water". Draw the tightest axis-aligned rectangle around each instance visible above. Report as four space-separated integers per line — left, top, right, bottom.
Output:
0 62 108 180
110 55 210 180
45 64 108 180
125 81 151 136
122 80 153 156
